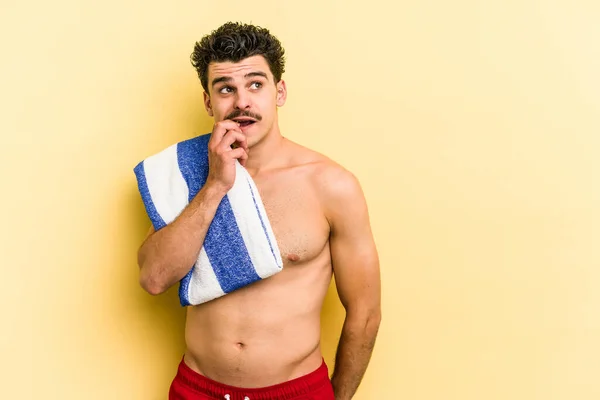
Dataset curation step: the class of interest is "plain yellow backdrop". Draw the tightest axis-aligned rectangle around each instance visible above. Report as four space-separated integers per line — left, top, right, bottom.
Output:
1 1 599 399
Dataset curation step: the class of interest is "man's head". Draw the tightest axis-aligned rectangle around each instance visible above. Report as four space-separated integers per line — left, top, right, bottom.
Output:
191 22 287 146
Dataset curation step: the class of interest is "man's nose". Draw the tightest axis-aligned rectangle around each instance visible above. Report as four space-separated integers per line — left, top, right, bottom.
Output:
234 90 251 109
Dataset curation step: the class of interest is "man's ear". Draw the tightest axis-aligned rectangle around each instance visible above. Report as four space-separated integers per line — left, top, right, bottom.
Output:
276 80 287 107
203 91 213 117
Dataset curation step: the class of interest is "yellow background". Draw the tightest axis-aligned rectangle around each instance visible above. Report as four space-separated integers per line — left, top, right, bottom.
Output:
2 1 599 399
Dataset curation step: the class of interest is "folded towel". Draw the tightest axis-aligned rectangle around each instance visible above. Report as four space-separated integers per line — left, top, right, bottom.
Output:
133 133 283 306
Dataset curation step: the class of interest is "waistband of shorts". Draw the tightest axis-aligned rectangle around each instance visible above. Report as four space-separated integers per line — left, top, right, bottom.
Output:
175 356 331 400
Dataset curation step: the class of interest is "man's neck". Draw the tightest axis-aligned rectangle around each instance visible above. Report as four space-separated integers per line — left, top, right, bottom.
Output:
244 128 287 176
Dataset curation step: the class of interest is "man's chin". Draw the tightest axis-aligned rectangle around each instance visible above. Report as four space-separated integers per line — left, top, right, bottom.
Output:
246 130 269 148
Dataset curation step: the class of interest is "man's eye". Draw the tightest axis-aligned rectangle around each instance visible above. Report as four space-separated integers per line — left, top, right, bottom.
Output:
250 82 262 90
219 86 233 94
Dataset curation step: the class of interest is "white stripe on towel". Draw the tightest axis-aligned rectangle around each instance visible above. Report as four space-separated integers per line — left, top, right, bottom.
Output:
227 161 283 279
188 247 226 304
144 144 189 225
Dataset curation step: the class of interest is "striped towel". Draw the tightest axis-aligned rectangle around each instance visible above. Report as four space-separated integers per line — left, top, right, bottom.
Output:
133 133 283 306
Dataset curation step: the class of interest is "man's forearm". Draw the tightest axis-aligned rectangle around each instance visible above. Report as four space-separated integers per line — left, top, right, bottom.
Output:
137 181 226 294
330 311 381 400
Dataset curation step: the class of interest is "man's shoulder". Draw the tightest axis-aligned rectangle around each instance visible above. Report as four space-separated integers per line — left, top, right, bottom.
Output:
315 160 363 205
289 143 363 205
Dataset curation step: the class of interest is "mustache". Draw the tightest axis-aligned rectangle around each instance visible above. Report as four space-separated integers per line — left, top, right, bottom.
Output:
225 110 262 121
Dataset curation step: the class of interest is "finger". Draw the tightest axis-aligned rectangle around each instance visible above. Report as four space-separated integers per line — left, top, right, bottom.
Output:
230 130 248 151
220 130 247 151
231 133 248 152
210 120 241 145
229 147 248 165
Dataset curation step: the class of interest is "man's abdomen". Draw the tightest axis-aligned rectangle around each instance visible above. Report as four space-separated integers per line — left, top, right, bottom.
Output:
182 272 330 388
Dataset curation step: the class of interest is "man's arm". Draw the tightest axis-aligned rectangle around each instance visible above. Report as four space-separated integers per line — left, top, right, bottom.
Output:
137 183 227 295
137 121 248 295
323 167 382 400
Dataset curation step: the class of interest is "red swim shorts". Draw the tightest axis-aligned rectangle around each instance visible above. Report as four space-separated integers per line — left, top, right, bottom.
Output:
168 357 335 400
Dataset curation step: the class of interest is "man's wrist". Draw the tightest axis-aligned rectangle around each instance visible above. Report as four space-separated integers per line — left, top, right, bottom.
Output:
200 179 229 203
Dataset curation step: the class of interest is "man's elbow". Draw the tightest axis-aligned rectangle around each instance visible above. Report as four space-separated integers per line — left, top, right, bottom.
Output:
139 272 169 296
140 276 167 296
347 305 382 335
138 260 169 296
137 247 166 295
366 308 382 335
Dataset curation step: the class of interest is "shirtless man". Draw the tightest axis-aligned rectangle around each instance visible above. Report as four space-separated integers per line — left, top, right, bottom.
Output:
137 22 381 400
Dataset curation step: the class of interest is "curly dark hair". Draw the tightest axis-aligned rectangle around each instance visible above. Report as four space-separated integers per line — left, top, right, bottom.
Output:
190 22 286 93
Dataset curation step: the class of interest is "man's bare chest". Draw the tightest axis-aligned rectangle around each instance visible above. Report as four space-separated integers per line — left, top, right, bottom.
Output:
254 177 329 265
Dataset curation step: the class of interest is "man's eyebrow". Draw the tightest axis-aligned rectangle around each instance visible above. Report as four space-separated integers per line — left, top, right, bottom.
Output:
211 76 232 88
245 71 268 80
211 71 269 88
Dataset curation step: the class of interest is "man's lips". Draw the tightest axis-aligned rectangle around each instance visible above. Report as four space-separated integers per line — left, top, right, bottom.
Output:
233 118 257 127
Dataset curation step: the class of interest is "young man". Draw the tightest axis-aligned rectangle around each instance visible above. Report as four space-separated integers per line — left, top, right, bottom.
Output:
137 22 381 400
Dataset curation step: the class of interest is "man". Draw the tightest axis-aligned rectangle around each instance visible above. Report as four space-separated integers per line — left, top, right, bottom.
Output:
137 22 381 400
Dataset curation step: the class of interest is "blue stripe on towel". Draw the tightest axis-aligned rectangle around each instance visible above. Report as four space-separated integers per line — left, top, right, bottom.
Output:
179 271 192 306
177 134 211 201
133 161 167 230
175 135 210 306
246 178 278 264
204 196 261 293
176 135 261 296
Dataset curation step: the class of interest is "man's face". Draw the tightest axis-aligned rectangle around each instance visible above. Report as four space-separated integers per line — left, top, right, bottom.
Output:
204 55 286 147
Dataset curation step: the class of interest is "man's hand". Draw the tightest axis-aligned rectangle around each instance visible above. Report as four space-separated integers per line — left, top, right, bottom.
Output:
206 120 248 194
